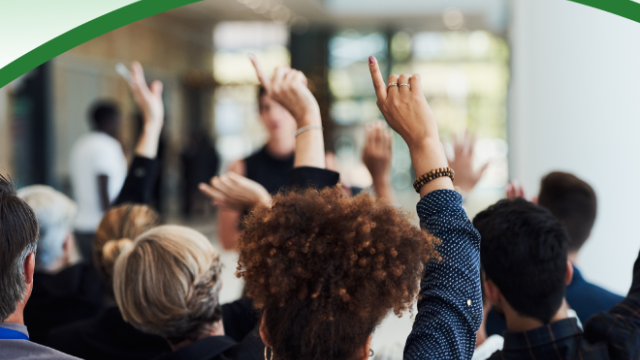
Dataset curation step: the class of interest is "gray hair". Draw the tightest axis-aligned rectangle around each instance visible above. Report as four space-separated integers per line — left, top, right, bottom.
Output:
0 174 39 322
18 185 76 271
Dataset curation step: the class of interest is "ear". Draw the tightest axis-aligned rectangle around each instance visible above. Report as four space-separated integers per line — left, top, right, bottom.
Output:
484 278 502 306
24 252 35 286
565 260 574 286
259 316 270 347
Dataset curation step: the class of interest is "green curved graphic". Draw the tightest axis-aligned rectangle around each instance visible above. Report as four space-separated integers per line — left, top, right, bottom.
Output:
0 0 201 89
569 0 640 24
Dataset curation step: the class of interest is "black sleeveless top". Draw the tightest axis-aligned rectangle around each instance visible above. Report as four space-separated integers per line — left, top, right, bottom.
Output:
244 146 294 195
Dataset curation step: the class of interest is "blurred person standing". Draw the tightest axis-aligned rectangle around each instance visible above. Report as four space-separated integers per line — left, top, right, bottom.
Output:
18 186 102 344
217 58 298 249
69 101 127 262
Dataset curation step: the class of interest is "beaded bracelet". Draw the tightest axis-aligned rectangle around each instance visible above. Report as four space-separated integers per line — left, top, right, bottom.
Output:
413 167 455 193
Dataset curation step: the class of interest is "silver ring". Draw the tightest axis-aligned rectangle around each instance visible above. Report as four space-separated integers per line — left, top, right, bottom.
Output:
387 82 398 87
399 83 411 88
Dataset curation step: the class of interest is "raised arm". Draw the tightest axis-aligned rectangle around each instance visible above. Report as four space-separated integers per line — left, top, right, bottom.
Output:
368 57 482 359
249 54 325 170
114 62 164 206
249 55 338 189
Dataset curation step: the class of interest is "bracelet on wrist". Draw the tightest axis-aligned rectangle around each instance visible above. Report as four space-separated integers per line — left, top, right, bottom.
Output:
295 125 323 137
413 167 455 193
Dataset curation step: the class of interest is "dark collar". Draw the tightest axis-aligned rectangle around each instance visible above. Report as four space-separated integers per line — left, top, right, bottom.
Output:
157 336 238 360
502 318 583 351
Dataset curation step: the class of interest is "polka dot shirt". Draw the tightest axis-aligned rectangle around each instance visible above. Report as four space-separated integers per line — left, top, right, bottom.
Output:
404 190 483 360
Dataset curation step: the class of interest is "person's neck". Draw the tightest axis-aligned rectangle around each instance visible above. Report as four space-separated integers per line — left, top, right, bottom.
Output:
475 307 490 347
265 135 295 159
4 301 26 325
505 299 571 333
567 251 579 265
169 320 225 352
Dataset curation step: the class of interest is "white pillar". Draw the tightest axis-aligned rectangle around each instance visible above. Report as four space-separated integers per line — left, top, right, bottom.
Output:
509 0 640 294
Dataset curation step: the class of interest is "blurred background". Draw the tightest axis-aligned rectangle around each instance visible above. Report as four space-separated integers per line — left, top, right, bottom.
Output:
1 0 640 349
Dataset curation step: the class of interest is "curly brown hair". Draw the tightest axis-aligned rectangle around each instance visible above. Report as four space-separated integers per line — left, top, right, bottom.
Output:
237 187 439 360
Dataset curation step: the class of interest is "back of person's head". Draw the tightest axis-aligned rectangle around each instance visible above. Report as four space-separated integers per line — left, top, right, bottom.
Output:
90 100 120 132
537 171 597 253
18 185 76 272
94 204 160 286
238 187 438 360
474 198 569 324
0 175 39 322
113 225 222 345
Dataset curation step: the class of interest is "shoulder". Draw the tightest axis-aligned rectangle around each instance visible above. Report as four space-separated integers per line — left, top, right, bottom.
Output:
0 339 81 360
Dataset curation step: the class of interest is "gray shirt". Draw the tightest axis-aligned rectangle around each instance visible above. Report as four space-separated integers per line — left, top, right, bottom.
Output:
0 322 80 360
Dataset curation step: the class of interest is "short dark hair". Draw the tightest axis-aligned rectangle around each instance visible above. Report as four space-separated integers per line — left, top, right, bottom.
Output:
474 198 569 324
0 175 39 322
90 100 120 129
538 172 597 252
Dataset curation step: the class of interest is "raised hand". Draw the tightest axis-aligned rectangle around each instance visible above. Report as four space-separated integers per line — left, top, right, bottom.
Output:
362 121 396 202
362 121 393 180
447 131 489 195
130 62 164 129
199 172 271 212
368 56 452 196
249 54 319 128
128 61 164 158
249 54 325 169
506 180 537 204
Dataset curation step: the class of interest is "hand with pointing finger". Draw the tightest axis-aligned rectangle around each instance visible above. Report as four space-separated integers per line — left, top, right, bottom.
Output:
249 54 320 128
249 54 325 169
368 56 452 196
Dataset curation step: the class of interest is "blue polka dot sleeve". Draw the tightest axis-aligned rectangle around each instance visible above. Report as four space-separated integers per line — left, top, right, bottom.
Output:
404 190 483 360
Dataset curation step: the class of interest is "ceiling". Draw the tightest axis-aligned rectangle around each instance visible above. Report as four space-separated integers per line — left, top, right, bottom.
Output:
167 0 509 32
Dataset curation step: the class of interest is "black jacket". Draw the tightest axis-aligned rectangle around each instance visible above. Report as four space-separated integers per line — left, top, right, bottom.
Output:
46 306 171 360
24 263 103 344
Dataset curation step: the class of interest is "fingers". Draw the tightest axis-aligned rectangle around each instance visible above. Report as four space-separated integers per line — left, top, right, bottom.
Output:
272 66 291 89
150 80 163 97
369 56 387 102
373 122 383 148
249 53 271 92
198 182 224 202
409 73 422 94
398 74 411 94
131 61 145 85
387 74 399 97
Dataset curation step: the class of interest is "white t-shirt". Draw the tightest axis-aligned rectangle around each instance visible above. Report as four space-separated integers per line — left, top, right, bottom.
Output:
70 132 127 232
472 335 504 360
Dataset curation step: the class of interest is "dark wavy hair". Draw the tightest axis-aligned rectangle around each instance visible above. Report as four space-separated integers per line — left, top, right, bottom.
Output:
237 187 438 360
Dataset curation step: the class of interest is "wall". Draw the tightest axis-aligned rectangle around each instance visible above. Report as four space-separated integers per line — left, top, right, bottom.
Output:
509 0 640 295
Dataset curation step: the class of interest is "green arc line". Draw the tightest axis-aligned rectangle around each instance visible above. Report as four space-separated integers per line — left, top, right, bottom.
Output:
0 0 202 89
569 0 640 23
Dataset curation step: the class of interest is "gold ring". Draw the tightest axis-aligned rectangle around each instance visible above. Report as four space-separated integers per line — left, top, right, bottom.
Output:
387 82 398 87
